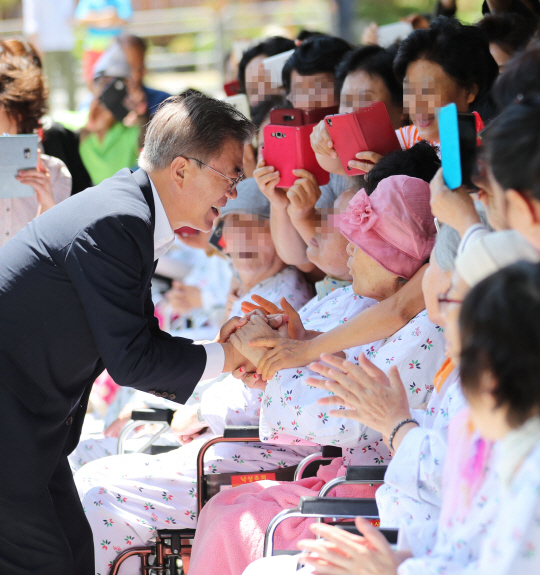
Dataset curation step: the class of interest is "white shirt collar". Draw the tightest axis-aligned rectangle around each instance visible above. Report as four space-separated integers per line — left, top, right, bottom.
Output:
148 175 175 261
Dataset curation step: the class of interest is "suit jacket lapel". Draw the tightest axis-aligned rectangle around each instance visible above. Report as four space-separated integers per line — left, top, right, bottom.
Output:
132 168 156 236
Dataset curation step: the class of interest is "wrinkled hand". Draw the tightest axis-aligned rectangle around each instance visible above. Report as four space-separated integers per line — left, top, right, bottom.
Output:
230 314 285 368
17 150 55 214
310 119 338 158
430 168 480 236
286 169 321 222
253 157 289 208
306 353 411 443
297 517 402 575
216 315 248 344
170 404 207 445
348 151 383 173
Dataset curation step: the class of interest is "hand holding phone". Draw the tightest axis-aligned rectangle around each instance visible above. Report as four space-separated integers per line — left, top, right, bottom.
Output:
253 157 289 208
99 77 129 123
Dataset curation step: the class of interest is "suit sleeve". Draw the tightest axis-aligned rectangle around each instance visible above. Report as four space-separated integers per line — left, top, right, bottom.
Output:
64 214 207 404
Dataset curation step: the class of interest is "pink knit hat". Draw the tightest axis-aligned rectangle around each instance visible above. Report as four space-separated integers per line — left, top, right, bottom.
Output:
339 175 436 280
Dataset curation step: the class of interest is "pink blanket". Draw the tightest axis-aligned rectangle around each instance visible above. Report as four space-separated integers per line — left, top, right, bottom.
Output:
188 458 379 575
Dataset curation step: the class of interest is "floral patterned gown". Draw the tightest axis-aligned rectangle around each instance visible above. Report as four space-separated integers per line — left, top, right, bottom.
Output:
74 266 313 575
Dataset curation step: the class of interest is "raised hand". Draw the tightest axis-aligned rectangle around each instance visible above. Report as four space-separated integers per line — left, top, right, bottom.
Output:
253 157 289 208
286 169 322 223
306 353 412 447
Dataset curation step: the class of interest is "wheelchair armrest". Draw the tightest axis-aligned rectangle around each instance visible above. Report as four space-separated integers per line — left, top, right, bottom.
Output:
321 445 342 458
345 465 387 482
335 524 398 544
131 408 175 425
299 496 378 518
223 426 260 439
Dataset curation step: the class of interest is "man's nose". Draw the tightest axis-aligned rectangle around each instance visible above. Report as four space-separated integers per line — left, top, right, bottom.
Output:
226 187 238 200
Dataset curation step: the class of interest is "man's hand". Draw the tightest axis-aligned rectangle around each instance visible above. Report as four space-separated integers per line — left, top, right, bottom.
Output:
170 404 207 445
306 353 412 447
253 157 289 208
430 168 480 236
286 169 322 223
216 316 248 344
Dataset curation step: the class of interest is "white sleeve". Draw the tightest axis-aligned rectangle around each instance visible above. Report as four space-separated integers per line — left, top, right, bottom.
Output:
200 342 225 381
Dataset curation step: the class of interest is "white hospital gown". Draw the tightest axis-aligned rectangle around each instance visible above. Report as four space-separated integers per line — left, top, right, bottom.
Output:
261 306 447 467
75 266 314 575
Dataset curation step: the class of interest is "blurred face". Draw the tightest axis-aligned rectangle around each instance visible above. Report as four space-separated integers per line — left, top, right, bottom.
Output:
0 108 18 134
422 253 452 326
288 70 337 110
404 58 477 142
471 164 509 231
245 54 283 106
222 213 279 274
489 43 513 74
340 69 404 129
346 242 400 301
122 44 146 88
307 194 353 280
439 271 470 365
170 140 244 232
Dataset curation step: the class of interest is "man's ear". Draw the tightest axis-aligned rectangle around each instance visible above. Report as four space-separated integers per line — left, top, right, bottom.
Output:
170 156 187 191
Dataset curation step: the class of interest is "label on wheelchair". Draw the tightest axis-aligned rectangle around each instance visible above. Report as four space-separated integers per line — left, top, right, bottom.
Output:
230 472 277 487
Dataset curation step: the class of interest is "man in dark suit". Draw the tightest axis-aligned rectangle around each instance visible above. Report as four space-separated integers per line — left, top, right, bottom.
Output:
0 93 256 575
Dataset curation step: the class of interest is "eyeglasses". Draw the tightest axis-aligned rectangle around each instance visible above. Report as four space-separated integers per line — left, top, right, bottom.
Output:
186 157 244 194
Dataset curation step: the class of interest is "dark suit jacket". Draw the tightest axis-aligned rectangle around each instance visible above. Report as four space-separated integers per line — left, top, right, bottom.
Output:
0 168 207 502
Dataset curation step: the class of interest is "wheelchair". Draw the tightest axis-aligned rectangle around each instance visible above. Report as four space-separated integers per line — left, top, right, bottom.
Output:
108 408 341 575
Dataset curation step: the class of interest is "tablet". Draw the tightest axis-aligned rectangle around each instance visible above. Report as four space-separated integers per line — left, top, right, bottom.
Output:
0 134 39 199
325 102 401 176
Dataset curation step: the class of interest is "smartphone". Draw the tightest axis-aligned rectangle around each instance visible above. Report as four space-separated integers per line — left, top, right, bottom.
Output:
324 102 401 176
224 80 241 96
270 106 339 127
0 134 38 198
377 21 413 47
262 49 295 88
209 219 227 252
99 77 129 122
438 103 478 190
263 124 330 188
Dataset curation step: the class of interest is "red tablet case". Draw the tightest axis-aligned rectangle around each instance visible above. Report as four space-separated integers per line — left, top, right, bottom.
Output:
263 123 330 188
325 101 401 176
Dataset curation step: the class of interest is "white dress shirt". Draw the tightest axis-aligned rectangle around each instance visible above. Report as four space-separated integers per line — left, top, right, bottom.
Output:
149 175 225 380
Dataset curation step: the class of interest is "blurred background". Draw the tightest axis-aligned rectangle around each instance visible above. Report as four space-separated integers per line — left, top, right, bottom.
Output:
0 0 482 122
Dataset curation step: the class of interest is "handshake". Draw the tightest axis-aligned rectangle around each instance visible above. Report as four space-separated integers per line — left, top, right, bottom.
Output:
218 295 320 390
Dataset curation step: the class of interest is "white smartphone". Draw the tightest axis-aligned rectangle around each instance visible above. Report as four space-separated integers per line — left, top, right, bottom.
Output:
377 21 413 47
262 49 295 88
0 134 38 199
224 94 252 120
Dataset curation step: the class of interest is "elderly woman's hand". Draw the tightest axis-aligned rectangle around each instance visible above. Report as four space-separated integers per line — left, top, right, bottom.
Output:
306 353 413 449
286 169 322 223
229 314 285 367
297 517 405 575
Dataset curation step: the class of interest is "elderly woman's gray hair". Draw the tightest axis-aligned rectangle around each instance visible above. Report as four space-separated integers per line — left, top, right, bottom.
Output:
433 203 490 272
139 92 256 172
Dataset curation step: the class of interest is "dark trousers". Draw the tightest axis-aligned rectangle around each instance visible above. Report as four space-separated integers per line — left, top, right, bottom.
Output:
0 456 95 575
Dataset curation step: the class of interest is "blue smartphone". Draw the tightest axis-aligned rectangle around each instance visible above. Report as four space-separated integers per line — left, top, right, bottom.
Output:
438 103 478 190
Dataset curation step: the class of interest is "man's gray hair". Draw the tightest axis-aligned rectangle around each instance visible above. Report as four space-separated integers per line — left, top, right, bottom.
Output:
139 92 256 172
433 203 491 272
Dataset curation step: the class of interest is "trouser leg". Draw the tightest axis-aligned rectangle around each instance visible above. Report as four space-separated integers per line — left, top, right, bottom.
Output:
0 456 95 575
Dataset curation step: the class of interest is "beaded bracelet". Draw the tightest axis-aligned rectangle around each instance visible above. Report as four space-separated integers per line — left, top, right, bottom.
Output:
388 418 419 452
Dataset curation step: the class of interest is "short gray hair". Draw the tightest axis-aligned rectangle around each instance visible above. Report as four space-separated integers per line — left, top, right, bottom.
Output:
139 92 256 172
433 203 491 272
